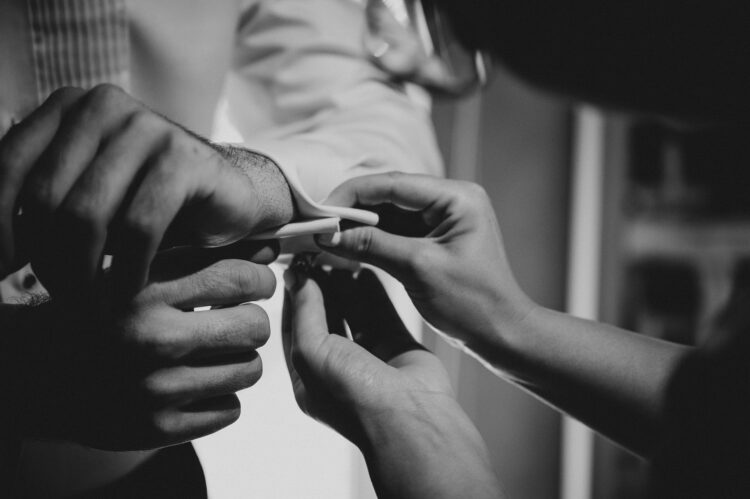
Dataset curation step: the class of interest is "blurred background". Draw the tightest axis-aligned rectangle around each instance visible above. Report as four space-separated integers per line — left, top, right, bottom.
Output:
9 0 749 496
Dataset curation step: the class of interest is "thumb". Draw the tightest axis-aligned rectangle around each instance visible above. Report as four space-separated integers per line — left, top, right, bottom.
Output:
283 263 329 363
315 226 418 283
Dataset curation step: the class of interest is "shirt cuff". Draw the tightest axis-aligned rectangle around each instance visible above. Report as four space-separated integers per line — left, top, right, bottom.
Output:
229 140 378 241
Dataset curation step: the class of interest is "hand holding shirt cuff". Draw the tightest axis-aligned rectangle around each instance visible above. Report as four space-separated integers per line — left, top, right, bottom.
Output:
233 141 378 242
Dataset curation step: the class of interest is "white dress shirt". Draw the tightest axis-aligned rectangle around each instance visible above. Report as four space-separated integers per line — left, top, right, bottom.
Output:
1 0 441 497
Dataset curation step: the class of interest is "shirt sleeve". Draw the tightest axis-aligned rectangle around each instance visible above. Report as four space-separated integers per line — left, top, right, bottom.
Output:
224 0 444 203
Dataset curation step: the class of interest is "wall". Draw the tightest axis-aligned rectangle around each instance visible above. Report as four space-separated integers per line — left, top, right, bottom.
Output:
429 66 572 499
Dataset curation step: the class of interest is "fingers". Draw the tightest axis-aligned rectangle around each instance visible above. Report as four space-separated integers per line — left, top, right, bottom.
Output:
21 85 132 225
0 87 84 276
324 171 453 216
123 302 270 366
316 225 419 283
145 259 277 309
283 263 330 358
175 304 271 358
146 394 242 448
318 172 460 281
149 240 280 280
312 267 348 337
109 146 194 298
31 116 166 298
43 111 169 292
143 352 263 406
185 239 280 266
334 269 425 362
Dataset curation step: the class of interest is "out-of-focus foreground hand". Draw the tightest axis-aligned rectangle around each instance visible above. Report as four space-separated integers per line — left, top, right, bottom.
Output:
0 85 294 298
316 172 533 354
364 0 476 96
282 262 503 499
9 246 276 451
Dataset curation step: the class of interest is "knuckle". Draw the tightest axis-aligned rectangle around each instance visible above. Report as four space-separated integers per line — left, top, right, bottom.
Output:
149 410 176 440
122 211 156 243
128 325 182 361
23 178 56 214
45 86 85 106
152 334 183 361
79 84 133 123
161 130 189 157
455 182 489 212
87 83 125 107
125 109 163 133
409 243 441 276
150 143 185 181
227 262 259 299
351 228 374 256
60 196 106 237
141 373 168 401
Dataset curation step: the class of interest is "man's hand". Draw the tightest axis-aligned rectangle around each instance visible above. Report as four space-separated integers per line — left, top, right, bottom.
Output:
0 85 295 297
8 252 276 451
316 172 533 353
282 262 502 499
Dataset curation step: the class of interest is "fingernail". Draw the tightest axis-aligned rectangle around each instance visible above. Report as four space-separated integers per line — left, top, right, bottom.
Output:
316 232 341 248
285 254 312 292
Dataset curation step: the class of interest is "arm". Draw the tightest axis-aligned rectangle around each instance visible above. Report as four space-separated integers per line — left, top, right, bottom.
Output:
226 0 443 202
318 172 689 457
490 307 688 457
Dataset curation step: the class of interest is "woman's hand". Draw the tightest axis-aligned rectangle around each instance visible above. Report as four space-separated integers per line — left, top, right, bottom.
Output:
316 172 533 354
282 261 503 499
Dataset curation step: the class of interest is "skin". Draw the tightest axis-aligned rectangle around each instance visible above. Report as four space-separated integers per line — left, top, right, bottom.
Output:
0 84 296 299
316 171 690 458
0 84 294 451
282 263 503 499
0 244 277 451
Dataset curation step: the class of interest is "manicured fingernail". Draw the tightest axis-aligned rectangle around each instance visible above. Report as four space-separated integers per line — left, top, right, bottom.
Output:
285 254 312 292
315 232 341 248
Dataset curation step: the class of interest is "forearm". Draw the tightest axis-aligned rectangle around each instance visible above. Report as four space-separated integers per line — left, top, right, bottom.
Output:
468 305 689 457
359 394 503 499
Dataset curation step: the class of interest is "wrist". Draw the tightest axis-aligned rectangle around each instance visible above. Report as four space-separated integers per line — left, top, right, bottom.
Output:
215 144 298 230
358 392 500 499
466 291 545 375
